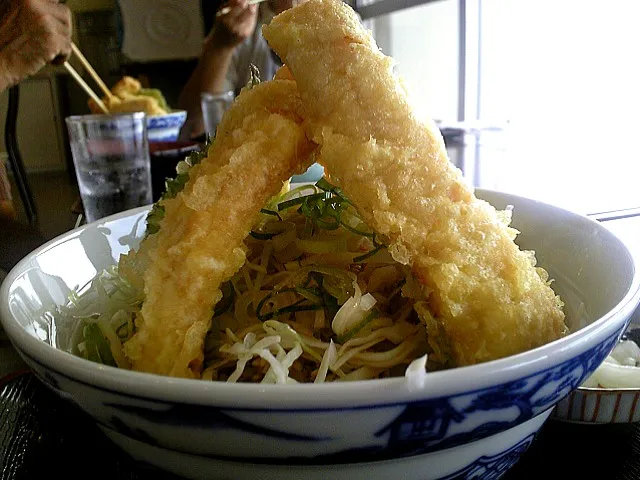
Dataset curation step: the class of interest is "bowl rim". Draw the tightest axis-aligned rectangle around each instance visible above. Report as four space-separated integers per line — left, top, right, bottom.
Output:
147 109 187 119
576 386 640 394
2 189 640 409
65 112 147 126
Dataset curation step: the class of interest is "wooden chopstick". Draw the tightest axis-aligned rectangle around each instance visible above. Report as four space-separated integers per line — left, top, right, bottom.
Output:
217 0 267 17
63 62 109 114
70 42 114 100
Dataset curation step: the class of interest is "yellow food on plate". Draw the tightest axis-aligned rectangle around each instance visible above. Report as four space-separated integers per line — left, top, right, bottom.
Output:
88 76 169 116
263 0 567 367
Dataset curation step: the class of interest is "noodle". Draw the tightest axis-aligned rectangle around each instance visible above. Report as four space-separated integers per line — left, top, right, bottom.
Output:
199 181 431 383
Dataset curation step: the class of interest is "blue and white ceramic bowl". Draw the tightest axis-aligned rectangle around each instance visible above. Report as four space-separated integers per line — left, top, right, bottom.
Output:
1 190 639 480
147 110 187 143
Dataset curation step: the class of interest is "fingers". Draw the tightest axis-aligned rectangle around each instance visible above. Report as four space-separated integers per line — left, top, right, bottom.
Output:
218 0 250 21
210 0 258 48
50 52 69 65
39 2 72 63
237 3 258 23
50 2 72 29
228 2 258 29
0 0 73 84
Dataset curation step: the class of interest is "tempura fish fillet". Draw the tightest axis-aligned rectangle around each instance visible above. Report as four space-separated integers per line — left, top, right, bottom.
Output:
123 80 315 378
263 0 567 366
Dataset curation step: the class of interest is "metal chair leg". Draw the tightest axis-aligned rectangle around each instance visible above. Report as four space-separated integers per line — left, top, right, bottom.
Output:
4 86 38 227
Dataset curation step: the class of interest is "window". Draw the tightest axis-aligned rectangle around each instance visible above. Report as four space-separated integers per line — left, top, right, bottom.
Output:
359 0 460 122
476 0 640 212
355 0 640 213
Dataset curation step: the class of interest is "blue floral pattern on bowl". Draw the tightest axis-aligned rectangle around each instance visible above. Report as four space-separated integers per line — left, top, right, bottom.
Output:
147 111 187 142
17 325 623 464
147 111 187 130
440 434 536 480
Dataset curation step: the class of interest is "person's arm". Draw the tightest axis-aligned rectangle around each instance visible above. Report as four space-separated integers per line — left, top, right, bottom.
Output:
178 38 236 139
178 0 258 139
0 0 72 260
0 0 72 92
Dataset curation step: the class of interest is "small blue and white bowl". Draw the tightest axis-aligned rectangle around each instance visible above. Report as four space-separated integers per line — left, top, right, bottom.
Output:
1 190 639 480
146 110 187 143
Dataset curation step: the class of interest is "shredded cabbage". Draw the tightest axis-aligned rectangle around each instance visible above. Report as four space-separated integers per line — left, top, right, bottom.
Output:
331 283 377 337
315 340 337 383
60 266 141 366
405 354 429 390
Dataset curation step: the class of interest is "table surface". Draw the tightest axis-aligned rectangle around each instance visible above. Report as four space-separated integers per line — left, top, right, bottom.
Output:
1 134 639 479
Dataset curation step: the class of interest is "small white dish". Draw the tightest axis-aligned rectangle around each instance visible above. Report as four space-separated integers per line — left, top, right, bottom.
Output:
554 313 640 424
554 386 640 424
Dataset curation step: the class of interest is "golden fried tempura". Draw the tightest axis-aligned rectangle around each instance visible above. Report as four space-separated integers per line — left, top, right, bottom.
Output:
110 95 166 116
123 80 316 378
264 0 567 367
87 76 168 116
89 94 166 116
110 76 142 98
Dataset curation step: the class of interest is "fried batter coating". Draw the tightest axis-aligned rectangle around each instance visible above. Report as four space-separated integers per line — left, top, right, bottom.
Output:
263 0 567 366
87 76 168 115
123 80 316 378
110 76 142 97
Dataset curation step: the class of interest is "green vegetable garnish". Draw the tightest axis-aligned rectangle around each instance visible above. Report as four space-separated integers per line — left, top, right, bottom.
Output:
256 291 323 322
138 88 170 112
145 142 210 236
260 208 282 221
276 179 377 239
214 281 235 317
336 309 379 344
277 192 326 212
353 244 385 263
250 231 277 240
83 323 117 367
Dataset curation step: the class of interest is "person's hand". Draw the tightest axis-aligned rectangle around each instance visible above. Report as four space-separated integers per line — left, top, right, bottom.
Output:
0 0 72 90
208 0 259 50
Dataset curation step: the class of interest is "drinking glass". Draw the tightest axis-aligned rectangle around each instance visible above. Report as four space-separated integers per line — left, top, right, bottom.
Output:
66 112 152 223
201 91 234 139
